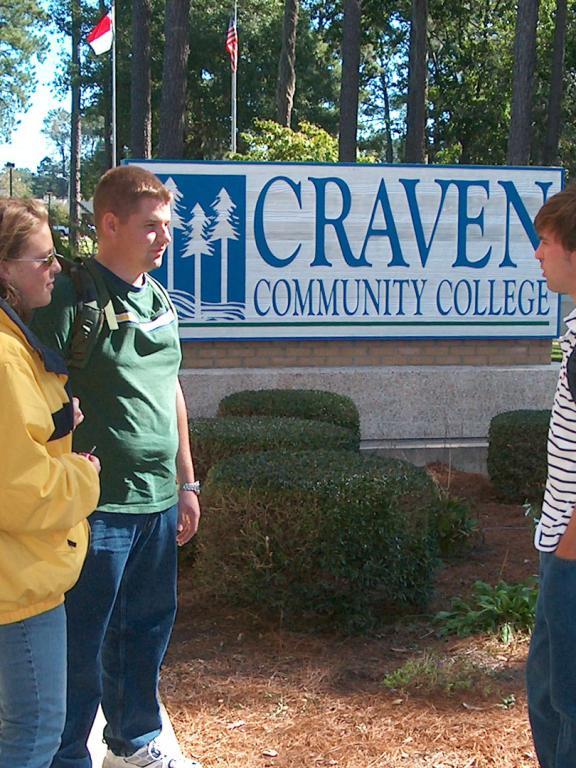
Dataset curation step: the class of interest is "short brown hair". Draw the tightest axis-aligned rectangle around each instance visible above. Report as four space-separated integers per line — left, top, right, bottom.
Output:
0 197 48 313
93 165 171 228
534 186 576 251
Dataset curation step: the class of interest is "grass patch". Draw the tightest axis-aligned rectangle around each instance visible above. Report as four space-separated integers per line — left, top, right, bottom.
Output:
382 651 497 696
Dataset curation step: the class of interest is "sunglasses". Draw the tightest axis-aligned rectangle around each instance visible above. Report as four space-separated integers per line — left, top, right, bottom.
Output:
18 249 60 267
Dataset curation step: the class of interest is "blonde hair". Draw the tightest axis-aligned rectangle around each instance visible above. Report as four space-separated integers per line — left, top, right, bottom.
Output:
93 165 171 229
0 197 49 314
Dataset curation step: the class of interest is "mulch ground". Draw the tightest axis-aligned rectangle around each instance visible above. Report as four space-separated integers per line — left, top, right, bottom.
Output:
162 464 540 767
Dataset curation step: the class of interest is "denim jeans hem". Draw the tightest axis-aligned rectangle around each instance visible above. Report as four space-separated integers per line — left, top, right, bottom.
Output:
51 505 178 768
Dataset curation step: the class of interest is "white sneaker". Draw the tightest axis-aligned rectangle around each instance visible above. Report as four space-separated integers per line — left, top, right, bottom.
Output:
102 740 202 768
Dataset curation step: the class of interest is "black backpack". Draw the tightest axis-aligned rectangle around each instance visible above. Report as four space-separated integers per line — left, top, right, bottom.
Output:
567 346 576 403
55 255 176 369
56 255 119 369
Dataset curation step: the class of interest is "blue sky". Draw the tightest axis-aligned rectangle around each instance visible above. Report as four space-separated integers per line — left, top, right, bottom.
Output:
0 36 68 172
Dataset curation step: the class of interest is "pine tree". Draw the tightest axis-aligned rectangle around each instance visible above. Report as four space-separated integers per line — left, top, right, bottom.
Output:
182 202 213 318
210 188 240 305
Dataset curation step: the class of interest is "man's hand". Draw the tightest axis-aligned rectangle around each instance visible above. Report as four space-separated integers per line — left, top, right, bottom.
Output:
177 490 201 546
175 381 200 546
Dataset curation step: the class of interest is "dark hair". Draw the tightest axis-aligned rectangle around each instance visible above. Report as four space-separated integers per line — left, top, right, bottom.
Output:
534 186 576 251
93 165 171 229
0 197 48 313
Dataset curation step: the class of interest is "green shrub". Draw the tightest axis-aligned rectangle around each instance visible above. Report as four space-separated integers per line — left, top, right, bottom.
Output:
52 228 71 259
196 449 440 632
487 410 550 502
232 119 339 162
435 578 538 643
430 491 478 557
217 388 360 437
189 416 359 480
522 499 541 532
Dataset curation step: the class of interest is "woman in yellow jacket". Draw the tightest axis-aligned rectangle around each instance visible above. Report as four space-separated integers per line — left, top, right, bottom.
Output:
0 198 100 768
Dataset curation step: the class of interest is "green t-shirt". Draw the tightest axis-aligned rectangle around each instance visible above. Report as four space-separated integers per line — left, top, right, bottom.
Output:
31 261 182 514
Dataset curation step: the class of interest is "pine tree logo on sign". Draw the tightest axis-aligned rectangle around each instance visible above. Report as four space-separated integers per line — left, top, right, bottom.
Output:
159 174 246 321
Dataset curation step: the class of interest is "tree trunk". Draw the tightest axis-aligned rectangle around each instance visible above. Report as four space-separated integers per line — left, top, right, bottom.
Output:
157 0 190 158
69 0 81 255
276 0 299 127
507 0 540 165
542 0 567 165
131 0 152 158
338 0 361 162
382 69 393 163
404 0 428 163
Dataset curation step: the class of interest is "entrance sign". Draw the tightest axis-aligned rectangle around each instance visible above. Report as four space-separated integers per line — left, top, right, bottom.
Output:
132 161 563 341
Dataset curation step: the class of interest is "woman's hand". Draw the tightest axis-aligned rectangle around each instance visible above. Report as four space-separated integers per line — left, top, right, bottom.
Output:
72 397 84 429
77 452 101 474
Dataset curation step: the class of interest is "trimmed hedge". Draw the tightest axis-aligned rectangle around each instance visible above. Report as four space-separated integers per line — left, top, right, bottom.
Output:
217 388 360 437
487 409 550 502
189 416 359 480
196 449 440 632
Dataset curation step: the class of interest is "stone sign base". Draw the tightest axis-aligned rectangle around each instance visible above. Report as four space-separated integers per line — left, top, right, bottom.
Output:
180 364 558 472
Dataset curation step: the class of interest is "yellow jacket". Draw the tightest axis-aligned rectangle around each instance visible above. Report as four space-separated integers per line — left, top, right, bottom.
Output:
0 300 100 625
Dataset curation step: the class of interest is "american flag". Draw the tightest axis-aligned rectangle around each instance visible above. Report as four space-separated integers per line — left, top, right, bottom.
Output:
226 17 238 73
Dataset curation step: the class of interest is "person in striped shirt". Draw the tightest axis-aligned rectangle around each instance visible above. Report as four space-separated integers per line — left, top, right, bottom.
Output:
527 185 576 768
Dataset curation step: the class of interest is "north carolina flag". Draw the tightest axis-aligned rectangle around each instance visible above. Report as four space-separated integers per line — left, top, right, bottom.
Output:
87 10 114 55
226 18 238 73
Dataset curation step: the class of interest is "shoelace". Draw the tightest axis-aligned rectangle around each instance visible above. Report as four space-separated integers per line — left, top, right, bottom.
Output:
148 743 199 768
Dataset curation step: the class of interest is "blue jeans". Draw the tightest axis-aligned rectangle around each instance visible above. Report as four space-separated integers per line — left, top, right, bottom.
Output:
527 552 576 767
51 506 178 768
0 604 67 768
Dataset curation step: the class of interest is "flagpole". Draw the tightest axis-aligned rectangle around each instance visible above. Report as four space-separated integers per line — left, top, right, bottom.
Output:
111 2 117 167
231 1 237 153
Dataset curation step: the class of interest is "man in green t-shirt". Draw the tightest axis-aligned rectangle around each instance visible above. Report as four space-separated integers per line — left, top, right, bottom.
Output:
31 165 202 768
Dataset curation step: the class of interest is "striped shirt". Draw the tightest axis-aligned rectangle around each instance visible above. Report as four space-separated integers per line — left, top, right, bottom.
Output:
536 308 576 551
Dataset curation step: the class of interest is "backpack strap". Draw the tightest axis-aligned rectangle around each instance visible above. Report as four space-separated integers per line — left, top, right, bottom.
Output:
567 346 576 402
56 255 118 369
83 258 119 332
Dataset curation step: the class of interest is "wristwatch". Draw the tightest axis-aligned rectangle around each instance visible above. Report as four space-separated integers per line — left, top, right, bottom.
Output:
180 481 200 495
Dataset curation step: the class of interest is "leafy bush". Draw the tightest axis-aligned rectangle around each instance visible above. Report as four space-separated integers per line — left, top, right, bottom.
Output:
429 491 478 557
196 450 440 632
232 119 339 162
217 388 360 437
487 410 550 502
189 416 359 480
522 499 541 532
231 118 377 163
51 228 71 259
435 579 538 643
